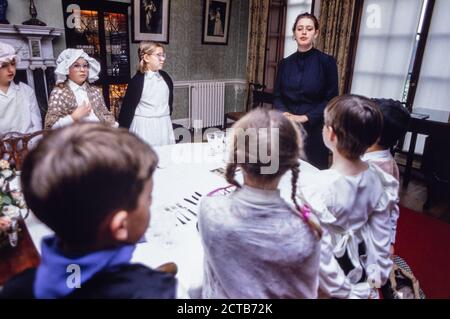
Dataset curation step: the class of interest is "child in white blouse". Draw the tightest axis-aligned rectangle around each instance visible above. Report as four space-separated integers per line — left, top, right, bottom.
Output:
362 99 410 254
300 94 396 299
0 42 42 135
198 108 322 298
44 49 116 129
118 42 175 146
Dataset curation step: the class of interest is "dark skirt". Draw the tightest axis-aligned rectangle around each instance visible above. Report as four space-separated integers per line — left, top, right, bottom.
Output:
302 123 329 169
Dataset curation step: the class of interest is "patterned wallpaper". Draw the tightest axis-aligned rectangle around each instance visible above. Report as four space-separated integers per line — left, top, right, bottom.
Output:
129 0 250 120
6 0 249 121
174 0 248 119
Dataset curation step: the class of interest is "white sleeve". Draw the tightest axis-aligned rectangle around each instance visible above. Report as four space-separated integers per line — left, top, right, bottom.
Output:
319 229 371 299
25 85 42 131
365 205 394 287
390 203 400 244
52 115 74 129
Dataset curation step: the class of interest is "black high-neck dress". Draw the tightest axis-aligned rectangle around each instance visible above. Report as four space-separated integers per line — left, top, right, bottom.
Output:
274 48 338 169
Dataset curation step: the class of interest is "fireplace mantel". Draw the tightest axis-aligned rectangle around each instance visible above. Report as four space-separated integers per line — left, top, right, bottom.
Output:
0 24 63 70
0 24 63 114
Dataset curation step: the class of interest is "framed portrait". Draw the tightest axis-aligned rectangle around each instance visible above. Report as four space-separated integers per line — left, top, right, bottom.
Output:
132 0 170 43
202 0 231 45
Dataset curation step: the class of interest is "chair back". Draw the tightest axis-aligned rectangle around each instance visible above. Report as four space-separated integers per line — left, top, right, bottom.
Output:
0 130 47 171
247 82 274 111
425 137 450 183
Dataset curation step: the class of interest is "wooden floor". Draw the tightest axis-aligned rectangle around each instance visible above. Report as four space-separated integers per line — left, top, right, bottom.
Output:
398 161 450 224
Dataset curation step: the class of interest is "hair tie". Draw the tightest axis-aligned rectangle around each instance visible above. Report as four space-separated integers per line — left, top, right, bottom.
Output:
207 185 235 196
299 204 311 221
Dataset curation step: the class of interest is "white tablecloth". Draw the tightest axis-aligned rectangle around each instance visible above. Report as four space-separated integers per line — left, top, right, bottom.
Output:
25 142 319 298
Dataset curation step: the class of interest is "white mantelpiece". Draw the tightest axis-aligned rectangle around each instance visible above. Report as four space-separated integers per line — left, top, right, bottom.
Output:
0 24 63 110
0 24 63 67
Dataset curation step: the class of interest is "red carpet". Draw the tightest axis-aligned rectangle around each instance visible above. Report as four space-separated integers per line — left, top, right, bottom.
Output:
395 206 450 298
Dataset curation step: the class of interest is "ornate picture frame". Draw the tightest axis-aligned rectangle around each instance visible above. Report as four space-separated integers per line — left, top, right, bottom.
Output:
132 0 170 43
202 0 231 45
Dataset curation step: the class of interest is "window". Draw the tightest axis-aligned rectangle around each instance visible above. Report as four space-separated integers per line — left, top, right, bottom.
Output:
350 0 449 155
350 0 423 100
413 0 450 112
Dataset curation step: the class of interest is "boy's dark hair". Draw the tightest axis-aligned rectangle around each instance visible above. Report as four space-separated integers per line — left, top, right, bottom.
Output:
21 123 158 246
371 98 411 149
325 94 383 160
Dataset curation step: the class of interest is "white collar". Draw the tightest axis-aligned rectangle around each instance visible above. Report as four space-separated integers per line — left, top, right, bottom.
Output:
0 81 19 97
68 79 87 92
145 70 161 80
361 149 392 161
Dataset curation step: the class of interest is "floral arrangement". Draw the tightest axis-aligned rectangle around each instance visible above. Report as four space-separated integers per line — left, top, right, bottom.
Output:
0 159 27 250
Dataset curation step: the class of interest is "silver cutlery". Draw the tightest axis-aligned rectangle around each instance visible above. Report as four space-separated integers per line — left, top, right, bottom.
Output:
176 203 197 216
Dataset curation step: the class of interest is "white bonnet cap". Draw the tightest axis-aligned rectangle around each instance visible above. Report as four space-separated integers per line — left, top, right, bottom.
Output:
55 48 101 84
0 42 20 64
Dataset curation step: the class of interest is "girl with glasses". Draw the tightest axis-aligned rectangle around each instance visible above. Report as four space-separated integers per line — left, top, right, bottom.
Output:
118 41 175 146
45 48 116 129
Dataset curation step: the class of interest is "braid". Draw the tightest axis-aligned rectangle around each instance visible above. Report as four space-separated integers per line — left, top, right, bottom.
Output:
224 136 241 188
225 162 241 188
291 162 301 212
291 163 323 239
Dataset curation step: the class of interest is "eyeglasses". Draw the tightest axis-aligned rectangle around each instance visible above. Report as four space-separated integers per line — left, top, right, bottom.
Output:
71 63 90 70
152 53 166 59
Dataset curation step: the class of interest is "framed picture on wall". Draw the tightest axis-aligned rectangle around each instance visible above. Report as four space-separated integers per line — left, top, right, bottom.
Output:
132 0 170 43
202 0 231 45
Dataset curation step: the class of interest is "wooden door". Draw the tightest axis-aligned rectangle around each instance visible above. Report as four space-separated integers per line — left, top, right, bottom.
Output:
263 0 288 94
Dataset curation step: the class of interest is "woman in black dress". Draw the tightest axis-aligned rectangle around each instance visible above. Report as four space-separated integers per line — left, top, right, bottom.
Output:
274 13 338 169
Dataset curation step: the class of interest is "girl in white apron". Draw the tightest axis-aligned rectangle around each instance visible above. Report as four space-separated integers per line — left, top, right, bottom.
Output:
118 41 175 146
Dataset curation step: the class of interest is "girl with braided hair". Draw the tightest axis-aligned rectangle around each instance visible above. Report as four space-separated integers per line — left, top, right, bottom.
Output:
198 108 322 299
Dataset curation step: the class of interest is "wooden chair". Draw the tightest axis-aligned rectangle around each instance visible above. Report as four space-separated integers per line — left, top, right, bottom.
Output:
223 83 274 128
422 136 450 210
0 130 47 170
0 219 40 286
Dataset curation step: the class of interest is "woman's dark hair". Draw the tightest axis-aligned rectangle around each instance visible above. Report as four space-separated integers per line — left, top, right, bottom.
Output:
292 12 319 32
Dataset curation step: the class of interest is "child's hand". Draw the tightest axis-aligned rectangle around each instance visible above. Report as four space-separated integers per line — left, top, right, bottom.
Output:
0 216 12 232
285 113 308 123
71 101 92 121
